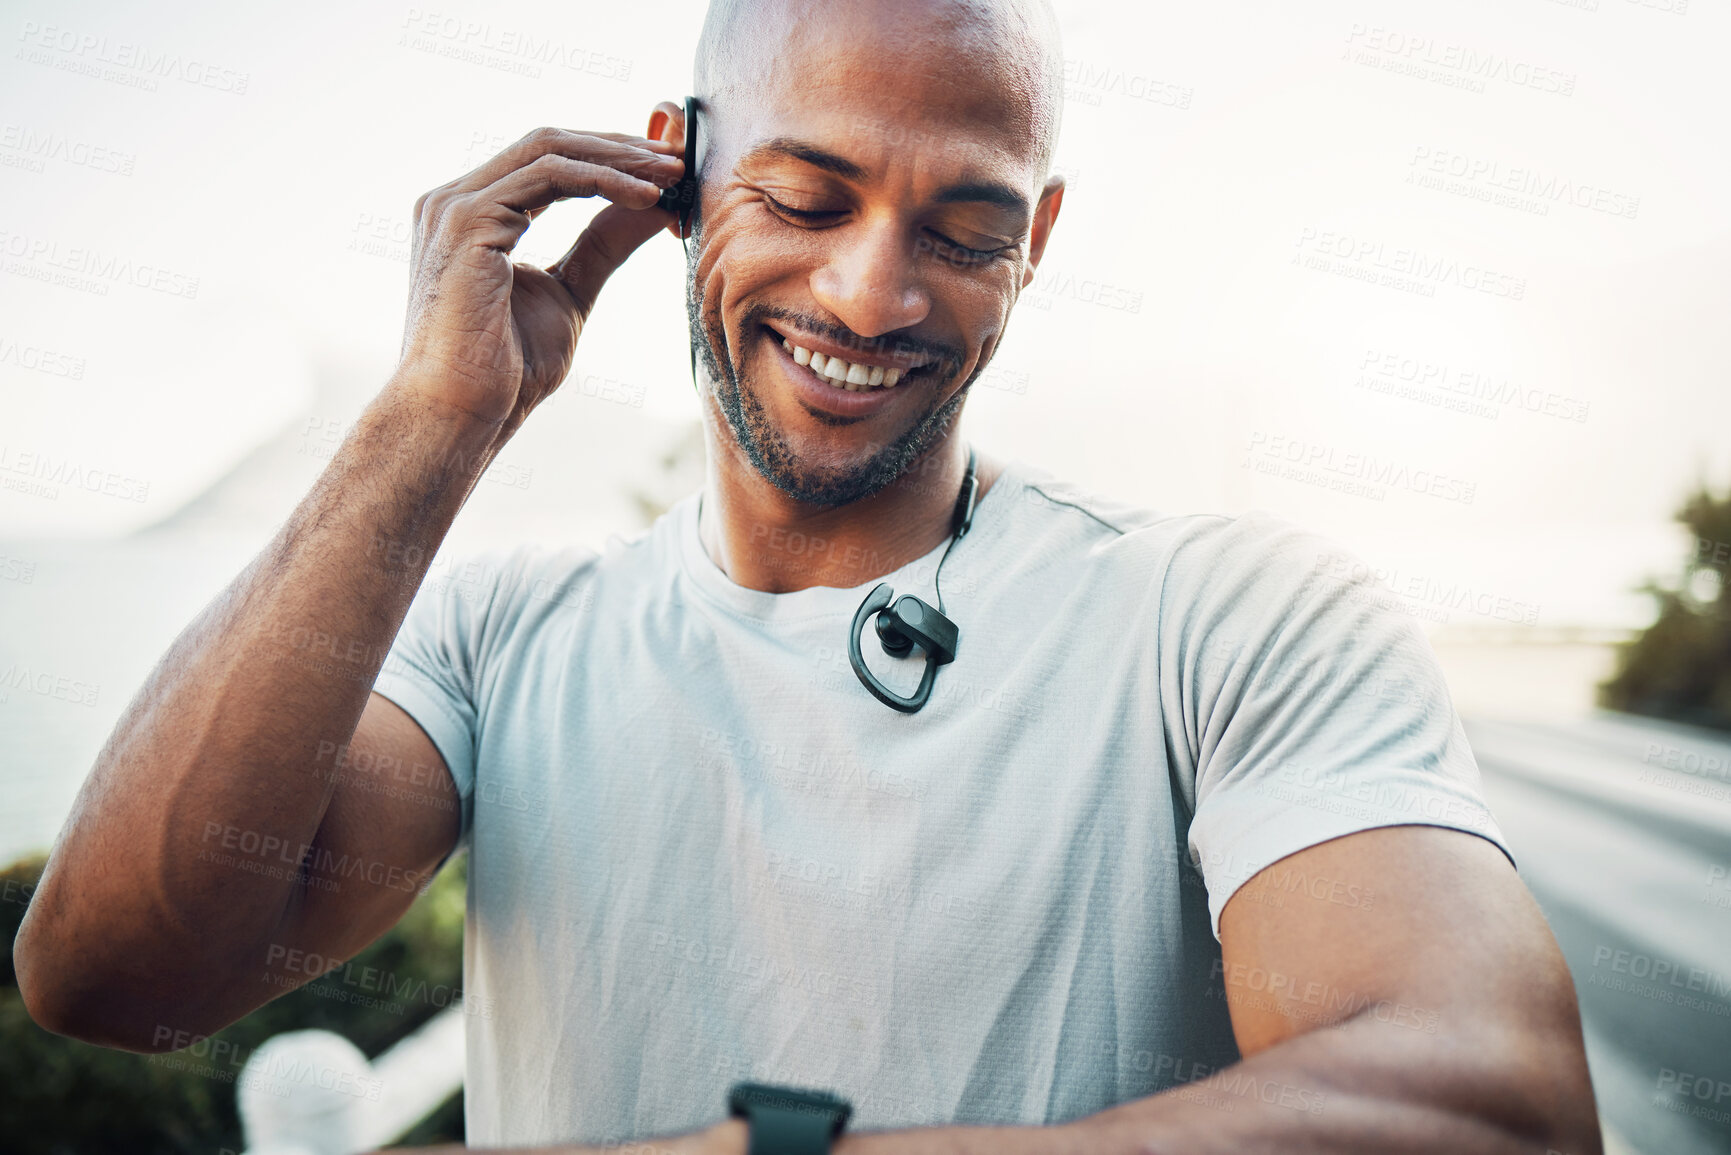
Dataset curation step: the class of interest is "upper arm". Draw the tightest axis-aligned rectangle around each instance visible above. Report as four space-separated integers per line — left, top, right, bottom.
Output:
1162 513 1510 936
269 542 575 986
1151 516 1599 1144
271 692 461 974
1218 825 1597 1138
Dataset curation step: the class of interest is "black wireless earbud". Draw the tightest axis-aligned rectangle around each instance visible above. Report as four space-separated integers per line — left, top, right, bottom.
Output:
659 95 701 391
848 448 980 714
657 95 700 238
873 593 959 664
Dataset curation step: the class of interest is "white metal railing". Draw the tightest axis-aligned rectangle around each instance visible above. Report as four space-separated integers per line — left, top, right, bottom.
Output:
236 1006 464 1155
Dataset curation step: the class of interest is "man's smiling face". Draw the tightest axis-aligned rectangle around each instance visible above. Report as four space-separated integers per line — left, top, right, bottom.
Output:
680 0 1064 506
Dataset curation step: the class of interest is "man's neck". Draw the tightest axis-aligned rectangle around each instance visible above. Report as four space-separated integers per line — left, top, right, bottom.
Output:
696 434 1003 594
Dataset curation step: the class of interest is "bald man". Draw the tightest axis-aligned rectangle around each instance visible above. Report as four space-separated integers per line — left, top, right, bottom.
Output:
17 1 1602 1152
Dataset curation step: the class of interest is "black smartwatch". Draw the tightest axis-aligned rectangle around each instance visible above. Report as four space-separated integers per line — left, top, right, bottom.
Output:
727 1081 852 1155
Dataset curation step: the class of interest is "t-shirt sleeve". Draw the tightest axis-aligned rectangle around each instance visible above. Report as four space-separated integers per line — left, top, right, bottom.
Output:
371 545 541 850
1159 510 1513 939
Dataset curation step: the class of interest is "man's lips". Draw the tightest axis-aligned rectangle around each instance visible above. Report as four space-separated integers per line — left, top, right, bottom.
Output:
762 324 936 391
765 330 925 418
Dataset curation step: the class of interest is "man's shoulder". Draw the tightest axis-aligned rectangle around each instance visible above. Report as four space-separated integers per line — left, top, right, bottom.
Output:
997 464 1396 651
421 538 614 621
1002 458 1171 536
1002 460 1338 571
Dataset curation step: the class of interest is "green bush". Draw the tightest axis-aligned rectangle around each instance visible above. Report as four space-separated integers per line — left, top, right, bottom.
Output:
1599 478 1731 732
0 851 467 1152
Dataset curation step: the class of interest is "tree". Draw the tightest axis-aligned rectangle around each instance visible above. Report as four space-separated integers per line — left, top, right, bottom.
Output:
1 852 467 1152
1599 477 1731 732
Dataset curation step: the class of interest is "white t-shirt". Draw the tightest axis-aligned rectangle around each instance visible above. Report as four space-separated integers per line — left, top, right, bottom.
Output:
372 457 1508 1147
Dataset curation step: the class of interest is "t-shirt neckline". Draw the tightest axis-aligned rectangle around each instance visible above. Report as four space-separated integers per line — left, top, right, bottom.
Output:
676 458 1023 622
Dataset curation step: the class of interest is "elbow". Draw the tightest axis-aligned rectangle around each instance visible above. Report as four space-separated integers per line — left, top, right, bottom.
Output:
18 961 198 1054
15 905 209 1054
15 915 95 1044
16 964 94 1047
1472 1023 1603 1155
1502 1084 1603 1155
17 918 124 1050
1530 1069 1603 1155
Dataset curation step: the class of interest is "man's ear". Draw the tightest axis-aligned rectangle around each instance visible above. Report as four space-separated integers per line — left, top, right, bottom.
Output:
1021 173 1066 290
647 101 688 240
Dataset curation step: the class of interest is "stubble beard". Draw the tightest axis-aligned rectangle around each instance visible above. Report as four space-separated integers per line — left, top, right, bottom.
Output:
687 255 971 508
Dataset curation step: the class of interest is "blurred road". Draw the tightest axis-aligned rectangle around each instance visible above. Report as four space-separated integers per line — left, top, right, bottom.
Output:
1466 712 1731 1155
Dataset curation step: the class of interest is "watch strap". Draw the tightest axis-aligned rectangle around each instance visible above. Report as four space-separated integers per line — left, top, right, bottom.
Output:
728 1081 851 1155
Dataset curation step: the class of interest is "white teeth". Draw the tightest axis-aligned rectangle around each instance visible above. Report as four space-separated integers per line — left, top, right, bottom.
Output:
785 341 912 391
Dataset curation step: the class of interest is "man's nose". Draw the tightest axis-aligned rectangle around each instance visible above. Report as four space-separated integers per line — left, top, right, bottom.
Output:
808 219 931 339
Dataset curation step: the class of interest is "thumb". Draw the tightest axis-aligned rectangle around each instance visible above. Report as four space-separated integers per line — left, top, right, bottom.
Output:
547 202 677 320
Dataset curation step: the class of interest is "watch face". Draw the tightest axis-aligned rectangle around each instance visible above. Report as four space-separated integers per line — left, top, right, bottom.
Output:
728 1081 853 1133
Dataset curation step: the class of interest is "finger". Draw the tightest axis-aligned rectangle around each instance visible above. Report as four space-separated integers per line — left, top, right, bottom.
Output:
452 128 679 195
545 201 673 320
460 129 663 188
482 153 671 221
522 145 681 223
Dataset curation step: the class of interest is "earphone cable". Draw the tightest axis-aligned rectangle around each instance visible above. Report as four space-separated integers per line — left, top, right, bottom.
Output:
932 443 978 618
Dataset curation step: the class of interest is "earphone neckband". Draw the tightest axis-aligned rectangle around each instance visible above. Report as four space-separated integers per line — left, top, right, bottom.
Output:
847 446 979 713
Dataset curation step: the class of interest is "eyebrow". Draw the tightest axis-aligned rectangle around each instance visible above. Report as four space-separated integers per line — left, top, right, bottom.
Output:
743 136 1032 219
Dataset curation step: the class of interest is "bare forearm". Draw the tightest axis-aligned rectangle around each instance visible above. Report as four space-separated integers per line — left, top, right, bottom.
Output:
389 1121 748 1155
833 835 1601 1155
17 377 499 1044
837 1019 1597 1155
386 1021 1592 1155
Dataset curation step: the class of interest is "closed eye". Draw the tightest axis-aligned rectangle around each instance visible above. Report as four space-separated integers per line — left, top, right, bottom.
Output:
763 194 842 224
925 231 1015 265
762 194 1015 266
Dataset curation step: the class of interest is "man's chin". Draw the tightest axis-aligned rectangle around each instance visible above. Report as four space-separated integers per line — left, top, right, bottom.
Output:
747 422 904 507
705 323 966 508
721 384 907 506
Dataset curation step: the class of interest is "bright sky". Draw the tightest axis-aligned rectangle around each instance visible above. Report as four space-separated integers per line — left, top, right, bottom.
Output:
2 0 1728 629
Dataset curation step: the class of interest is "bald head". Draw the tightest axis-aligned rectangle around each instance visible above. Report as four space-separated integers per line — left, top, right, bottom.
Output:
693 0 1065 181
